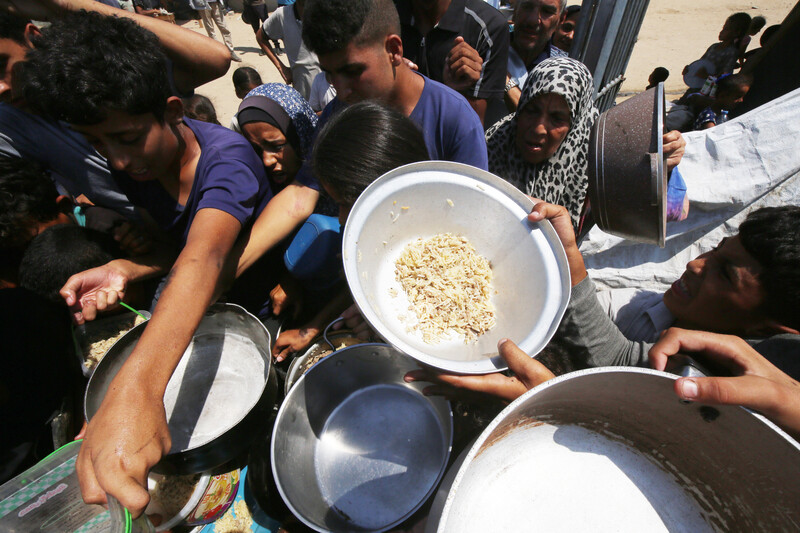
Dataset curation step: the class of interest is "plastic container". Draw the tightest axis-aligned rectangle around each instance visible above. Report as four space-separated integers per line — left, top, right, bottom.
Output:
0 440 238 533
0 440 142 532
717 110 729 124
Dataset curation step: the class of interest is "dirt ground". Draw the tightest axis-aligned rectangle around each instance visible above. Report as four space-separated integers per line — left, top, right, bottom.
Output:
187 0 797 125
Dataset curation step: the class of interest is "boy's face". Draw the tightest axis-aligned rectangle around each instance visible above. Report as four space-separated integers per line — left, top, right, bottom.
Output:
71 104 182 181
552 11 578 52
317 40 396 106
663 235 773 335
717 84 750 110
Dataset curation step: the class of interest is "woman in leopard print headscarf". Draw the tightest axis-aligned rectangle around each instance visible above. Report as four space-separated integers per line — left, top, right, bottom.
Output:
486 57 597 231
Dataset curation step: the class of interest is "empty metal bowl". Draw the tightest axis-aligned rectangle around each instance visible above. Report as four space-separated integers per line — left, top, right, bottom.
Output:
433 367 800 531
588 83 666 246
342 161 571 374
271 343 453 532
85 303 276 474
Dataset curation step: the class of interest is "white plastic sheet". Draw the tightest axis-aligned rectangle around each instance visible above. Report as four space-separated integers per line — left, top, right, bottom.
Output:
580 87 800 292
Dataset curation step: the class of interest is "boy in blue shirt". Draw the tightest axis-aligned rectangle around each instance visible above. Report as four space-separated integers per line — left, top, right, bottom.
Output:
21 10 282 515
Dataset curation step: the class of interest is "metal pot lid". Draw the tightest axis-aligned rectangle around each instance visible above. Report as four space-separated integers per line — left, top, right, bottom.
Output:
342 161 571 374
588 83 666 247
435 367 800 532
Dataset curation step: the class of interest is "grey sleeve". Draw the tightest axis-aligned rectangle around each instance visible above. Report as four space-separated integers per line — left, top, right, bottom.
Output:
556 277 653 368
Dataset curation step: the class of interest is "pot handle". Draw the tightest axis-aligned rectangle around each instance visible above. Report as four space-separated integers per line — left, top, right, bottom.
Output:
663 353 710 379
322 316 346 351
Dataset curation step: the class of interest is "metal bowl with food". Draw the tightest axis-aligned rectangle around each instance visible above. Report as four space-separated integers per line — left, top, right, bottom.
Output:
85 303 277 474
284 323 366 395
272 343 453 532
342 161 571 374
432 367 800 532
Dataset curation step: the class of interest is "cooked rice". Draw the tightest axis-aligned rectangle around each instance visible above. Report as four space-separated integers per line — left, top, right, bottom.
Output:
395 233 495 344
150 473 201 519
214 499 253 533
85 314 147 369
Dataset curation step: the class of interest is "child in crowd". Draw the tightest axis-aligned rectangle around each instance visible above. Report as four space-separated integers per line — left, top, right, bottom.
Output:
646 67 669 89
21 10 290 514
694 73 752 130
0 156 153 287
682 12 751 90
271 100 430 360
552 4 581 53
182 94 222 125
738 15 767 63
301 0 488 169
18 225 120 303
232 66 263 99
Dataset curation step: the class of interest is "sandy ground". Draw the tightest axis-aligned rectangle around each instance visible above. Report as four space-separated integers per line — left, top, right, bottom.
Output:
187 1 797 125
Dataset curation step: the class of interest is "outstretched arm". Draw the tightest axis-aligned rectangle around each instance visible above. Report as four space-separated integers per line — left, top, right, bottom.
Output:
75 208 242 516
0 0 230 92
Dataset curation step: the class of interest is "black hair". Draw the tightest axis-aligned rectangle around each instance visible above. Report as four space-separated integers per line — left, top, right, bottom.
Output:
312 101 429 206
726 12 752 41
0 12 31 43
23 11 171 125
0 156 62 250
716 72 752 96
749 15 766 34
650 67 669 83
738 206 800 330
182 94 221 126
302 0 400 55
760 24 780 46
18 225 120 303
564 5 581 17
232 66 263 94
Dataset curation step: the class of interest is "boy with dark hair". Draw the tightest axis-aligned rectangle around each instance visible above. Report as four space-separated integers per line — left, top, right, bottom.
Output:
19 225 120 303
232 66 263 99
302 0 488 170
0 156 150 287
0 0 231 220
393 0 510 124
20 9 287 515
693 72 752 129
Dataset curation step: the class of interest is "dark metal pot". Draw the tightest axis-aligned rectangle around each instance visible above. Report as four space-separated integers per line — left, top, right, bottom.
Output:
85 303 277 475
588 84 667 246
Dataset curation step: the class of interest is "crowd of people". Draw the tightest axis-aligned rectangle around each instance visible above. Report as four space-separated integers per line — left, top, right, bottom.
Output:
0 0 798 529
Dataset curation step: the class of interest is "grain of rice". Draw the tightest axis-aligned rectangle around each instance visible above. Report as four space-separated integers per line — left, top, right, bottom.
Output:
394 233 495 343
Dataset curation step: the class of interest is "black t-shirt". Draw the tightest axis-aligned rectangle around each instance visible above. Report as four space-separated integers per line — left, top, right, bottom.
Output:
395 0 509 100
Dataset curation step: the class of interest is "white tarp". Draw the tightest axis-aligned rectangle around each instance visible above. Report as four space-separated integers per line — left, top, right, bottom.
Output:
580 87 800 292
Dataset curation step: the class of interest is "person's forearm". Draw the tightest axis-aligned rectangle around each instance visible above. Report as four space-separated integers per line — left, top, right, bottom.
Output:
504 86 521 112
256 28 287 75
54 0 230 92
109 214 240 398
557 277 650 368
466 97 487 126
108 243 176 283
234 182 318 276
304 289 353 332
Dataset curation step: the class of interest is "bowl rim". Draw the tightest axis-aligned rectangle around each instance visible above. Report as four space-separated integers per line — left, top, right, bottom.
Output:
341 161 572 374
271 343 454 532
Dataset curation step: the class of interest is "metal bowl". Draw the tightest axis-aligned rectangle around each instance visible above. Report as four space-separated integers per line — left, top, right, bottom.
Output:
271 343 453 532
85 303 277 475
588 84 666 246
284 327 366 395
342 161 571 374
433 367 800 532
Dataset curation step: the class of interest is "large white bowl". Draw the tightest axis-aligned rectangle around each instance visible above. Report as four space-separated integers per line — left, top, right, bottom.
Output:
342 161 571 374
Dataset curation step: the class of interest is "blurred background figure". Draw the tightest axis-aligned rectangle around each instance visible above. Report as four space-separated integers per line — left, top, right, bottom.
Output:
552 4 580 53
